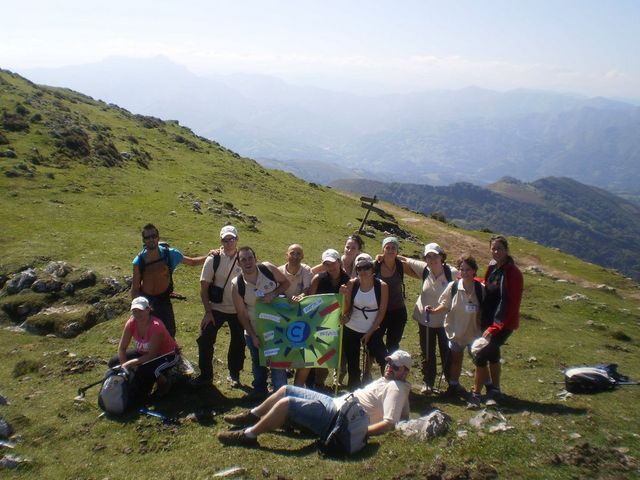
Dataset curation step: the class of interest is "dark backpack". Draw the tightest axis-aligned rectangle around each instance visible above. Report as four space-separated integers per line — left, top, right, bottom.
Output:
237 264 276 299
422 264 453 283
137 245 174 295
450 279 484 306
98 367 136 415
564 364 628 394
320 394 369 456
374 258 405 299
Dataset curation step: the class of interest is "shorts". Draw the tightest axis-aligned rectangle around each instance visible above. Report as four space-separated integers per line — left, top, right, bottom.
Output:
285 385 338 438
448 340 471 354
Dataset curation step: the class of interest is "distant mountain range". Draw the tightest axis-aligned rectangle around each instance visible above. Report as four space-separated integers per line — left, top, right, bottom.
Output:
22 56 640 197
332 176 640 281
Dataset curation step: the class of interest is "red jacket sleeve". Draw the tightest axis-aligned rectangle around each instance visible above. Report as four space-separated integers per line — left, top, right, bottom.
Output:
486 263 523 335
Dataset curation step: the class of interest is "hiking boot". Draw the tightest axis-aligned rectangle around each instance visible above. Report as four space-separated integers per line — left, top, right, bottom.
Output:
217 430 258 447
223 410 260 426
466 393 482 410
190 375 212 388
227 374 241 388
443 383 467 398
485 388 503 406
243 390 268 404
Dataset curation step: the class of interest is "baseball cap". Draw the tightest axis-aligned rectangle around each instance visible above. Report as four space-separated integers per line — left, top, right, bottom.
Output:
130 296 150 311
386 350 413 369
220 225 238 239
354 253 373 268
424 242 444 256
321 248 340 263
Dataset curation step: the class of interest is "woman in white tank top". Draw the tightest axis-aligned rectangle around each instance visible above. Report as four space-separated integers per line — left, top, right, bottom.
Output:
341 254 389 391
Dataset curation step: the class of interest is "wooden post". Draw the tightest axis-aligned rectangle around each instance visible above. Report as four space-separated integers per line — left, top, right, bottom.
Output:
358 195 378 233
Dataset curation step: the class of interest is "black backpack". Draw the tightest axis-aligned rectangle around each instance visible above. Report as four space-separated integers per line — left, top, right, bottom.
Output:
564 364 629 394
137 245 174 295
350 278 382 307
237 264 276 299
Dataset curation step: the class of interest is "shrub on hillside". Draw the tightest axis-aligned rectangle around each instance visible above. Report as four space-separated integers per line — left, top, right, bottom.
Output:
93 135 123 167
0 131 8 144
53 126 91 157
2 112 30 132
430 211 447 223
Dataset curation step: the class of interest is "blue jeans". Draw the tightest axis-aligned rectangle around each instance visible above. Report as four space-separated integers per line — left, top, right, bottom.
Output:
284 385 338 438
245 334 287 394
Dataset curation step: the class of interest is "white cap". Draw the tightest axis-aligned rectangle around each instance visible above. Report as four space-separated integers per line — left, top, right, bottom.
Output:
471 337 489 357
424 242 444 256
130 296 150 311
220 225 238 239
321 248 340 263
354 253 374 268
386 350 413 369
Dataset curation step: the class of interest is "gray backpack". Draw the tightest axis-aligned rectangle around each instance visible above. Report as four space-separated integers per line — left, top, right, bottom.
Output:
98 367 134 415
320 394 369 456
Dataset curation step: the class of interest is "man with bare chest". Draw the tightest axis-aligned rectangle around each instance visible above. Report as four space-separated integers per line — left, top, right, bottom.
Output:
131 223 208 337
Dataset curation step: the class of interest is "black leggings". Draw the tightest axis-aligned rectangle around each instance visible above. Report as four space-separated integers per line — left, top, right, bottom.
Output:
342 327 386 391
108 350 178 398
196 310 245 380
419 324 450 387
378 307 408 354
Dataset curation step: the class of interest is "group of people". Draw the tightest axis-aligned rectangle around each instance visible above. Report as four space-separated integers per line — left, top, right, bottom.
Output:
116 222 523 446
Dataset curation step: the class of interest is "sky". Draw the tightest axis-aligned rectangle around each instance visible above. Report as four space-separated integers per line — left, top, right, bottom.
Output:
3 0 640 99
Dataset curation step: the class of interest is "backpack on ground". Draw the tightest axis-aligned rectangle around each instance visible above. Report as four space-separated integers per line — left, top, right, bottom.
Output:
98 367 135 415
564 364 630 394
320 394 369 456
237 264 276 299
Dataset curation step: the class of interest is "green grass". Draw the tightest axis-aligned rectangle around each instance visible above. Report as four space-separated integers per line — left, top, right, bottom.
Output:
1 69 640 479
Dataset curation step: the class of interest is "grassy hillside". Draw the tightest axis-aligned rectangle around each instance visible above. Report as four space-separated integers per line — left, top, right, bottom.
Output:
1 70 640 479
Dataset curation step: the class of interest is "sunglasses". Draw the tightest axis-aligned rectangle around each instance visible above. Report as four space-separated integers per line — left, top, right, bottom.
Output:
221 237 237 243
143 234 158 240
387 362 402 372
356 264 372 272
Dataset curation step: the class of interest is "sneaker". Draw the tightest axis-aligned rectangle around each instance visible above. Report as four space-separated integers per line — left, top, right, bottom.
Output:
223 410 260 426
420 384 434 395
217 430 258 447
485 388 503 406
227 374 241 388
466 393 482 410
190 375 212 388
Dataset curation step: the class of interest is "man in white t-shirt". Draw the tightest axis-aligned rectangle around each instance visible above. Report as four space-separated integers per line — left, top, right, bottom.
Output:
218 350 412 447
193 225 244 387
278 244 312 300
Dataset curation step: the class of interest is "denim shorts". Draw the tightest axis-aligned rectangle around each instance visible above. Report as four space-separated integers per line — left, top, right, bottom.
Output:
285 385 338 438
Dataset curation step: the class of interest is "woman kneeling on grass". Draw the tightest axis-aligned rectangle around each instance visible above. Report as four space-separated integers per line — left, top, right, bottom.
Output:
426 255 484 399
467 235 523 409
109 296 180 400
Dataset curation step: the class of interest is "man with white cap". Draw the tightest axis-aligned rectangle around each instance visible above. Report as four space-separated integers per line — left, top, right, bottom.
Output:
218 350 412 447
194 225 244 387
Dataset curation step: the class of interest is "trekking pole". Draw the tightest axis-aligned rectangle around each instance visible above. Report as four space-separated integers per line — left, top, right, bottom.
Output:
75 352 176 400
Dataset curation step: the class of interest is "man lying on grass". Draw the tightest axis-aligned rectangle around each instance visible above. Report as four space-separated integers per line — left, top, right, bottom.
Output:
218 350 412 447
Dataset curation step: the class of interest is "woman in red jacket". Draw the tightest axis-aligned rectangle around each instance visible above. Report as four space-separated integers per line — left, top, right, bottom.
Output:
467 235 523 408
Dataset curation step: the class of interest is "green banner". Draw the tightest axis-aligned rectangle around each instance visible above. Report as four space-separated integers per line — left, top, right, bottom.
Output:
256 294 342 369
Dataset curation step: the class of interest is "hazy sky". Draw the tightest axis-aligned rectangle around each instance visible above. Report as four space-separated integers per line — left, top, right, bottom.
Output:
3 0 639 98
